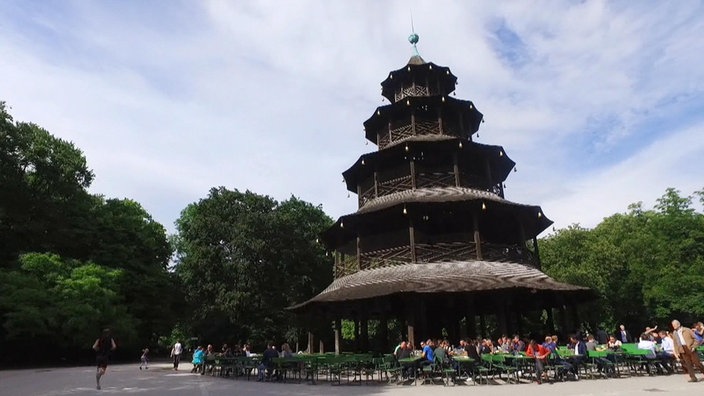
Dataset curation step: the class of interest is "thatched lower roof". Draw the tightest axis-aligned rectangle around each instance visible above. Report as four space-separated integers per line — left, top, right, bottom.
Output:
290 260 589 311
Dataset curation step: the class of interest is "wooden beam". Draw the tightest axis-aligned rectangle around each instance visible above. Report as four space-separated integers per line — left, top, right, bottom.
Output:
453 152 460 187
334 319 341 355
409 219 417 263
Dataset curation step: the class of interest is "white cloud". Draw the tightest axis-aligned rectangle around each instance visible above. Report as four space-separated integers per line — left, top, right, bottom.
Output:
0 0 702 236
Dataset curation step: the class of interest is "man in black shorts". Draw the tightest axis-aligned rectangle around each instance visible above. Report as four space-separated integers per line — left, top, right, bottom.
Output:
93 328 117 390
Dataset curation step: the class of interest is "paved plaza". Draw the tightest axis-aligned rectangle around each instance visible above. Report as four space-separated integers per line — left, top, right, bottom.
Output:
1 362 703 396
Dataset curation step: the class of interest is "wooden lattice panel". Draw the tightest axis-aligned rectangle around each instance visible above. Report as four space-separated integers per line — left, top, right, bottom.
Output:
394 85 430 102
416 171 456 188
415 242 477 263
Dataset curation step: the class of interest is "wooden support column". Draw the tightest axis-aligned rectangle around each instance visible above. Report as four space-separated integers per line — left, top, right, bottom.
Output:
387 122 391 147
411 113 416 136
354 317 361 352
357 183 362 208
409 218 417 263
466 314 476 339
361 315 369 352
453 152 460 187
410 159 416 189
479 314 487 338
498 300 508 336
533 236 542 270
545 306 556 333
406 296 416 348
438 113 444 135
472 213 483 260
334 319 341 355
356 235 361 270
319 340 324 354
307 331 315 354
373 171 378 198
379 318 389 353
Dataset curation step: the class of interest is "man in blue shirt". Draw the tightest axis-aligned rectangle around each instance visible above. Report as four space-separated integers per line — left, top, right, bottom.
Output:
422 339 435 363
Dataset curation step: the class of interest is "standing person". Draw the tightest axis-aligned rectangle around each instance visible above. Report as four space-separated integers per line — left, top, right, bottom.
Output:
139 347 149 370
671 319 704 382
616 324 632 344
92 328 117 390
170 340 183 371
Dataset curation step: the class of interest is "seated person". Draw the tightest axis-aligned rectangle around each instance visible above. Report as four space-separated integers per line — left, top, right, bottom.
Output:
526 339 550 384
638 333 666 375
257 343 279 381
511 335 526 353
421 339 435 362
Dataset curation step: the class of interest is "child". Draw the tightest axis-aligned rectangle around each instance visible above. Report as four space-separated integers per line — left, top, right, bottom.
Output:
139 348 149 370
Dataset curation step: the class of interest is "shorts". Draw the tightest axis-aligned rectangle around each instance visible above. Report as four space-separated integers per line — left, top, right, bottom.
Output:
97 355 109 369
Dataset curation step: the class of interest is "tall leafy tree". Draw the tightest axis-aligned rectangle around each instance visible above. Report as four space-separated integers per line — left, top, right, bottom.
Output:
0 253 136 362
541 188 704 333
174 188 333 347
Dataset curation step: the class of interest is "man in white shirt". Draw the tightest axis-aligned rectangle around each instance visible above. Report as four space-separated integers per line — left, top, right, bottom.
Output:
171 341 183 371
657 330 675 373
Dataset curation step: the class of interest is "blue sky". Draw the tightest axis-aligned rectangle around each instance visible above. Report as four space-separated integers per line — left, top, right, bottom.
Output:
1 0 703 235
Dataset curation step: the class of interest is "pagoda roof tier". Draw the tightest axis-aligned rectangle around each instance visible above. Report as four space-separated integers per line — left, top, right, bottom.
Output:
381 62 458 103
342 138 515 193
322 187 553 247
289 260 591 313
363 96 483 144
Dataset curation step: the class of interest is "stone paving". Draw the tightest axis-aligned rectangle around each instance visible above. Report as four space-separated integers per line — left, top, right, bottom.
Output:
1 362 703 396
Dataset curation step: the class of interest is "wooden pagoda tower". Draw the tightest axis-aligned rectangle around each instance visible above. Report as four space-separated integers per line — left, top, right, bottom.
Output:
291 33 590 352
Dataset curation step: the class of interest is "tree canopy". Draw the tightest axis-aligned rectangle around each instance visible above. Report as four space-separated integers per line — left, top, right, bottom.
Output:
540 187 704 333
173 187 333 348
0 102 174 363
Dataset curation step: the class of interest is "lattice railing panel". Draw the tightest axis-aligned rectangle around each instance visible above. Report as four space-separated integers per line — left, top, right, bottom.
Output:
415 242 477 263
416 172 456 189
394 85 430 102
389 124 414 143
358 185 376 207
376 175 412 196
377 132 390 148
415 120 440 136
360 245 412 270
482 244 534 265
335 255 358 278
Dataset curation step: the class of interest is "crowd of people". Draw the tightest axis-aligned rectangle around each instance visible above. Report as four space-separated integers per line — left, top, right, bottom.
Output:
392 320 704 384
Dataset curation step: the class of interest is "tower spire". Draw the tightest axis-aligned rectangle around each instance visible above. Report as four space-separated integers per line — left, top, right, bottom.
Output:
409 12 420 57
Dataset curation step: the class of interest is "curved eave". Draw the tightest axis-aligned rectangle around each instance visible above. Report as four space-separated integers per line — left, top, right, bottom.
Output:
342 139 516 192
321 187 553 247
363 96 482 142
380 62 458 103
288 260 592 312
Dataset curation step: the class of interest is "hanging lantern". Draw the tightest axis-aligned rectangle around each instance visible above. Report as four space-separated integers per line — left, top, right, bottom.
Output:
377 110 381 116
441 96 446 103
406 99 411 106
389 74 393 79
405 144 409 152
340 221 344 228
499 150 503 156
361 159 365 165
403 206 407 215
407 66 411 72
538 211 542 218
446 70 450 75
481 202 487 210
458 141 463 149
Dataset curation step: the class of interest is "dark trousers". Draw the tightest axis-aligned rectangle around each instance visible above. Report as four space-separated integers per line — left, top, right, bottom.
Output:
173 354 181 369
680 346 704 380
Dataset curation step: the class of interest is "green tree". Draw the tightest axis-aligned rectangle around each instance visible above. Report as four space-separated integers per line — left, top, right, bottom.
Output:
0 102 95 266
0 253 136 362
174 188 333 348
541 188 704 333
